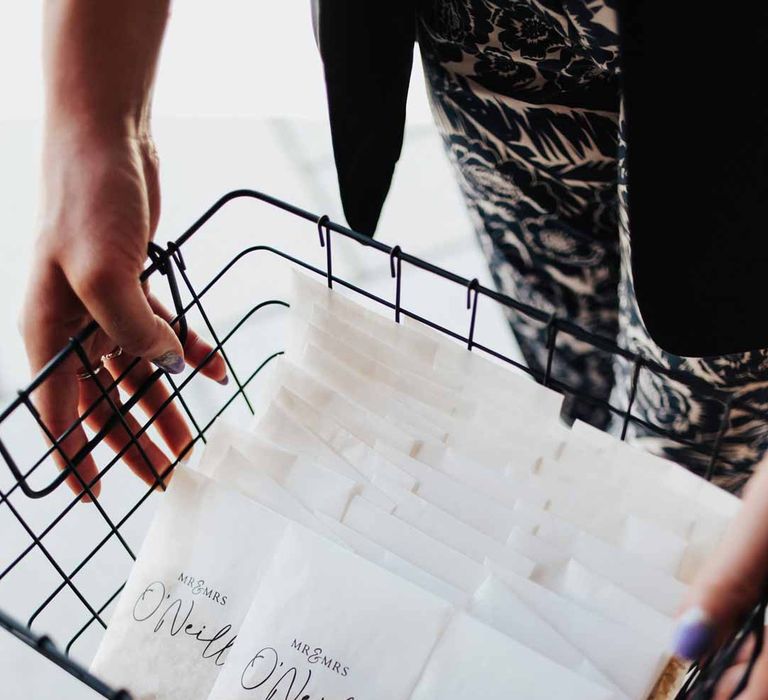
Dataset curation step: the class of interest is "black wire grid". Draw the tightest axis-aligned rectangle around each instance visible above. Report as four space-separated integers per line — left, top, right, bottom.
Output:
0 190 763 699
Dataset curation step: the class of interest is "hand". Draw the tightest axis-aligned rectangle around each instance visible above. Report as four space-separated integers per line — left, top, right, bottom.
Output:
671 462 768 699
21 127 227 500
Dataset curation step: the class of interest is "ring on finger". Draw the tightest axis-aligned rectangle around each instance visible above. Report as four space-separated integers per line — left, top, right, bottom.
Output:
102 346 123 362
76 359 105 382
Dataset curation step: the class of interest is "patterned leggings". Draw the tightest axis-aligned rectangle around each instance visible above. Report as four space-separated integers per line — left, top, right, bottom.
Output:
418 0 768 492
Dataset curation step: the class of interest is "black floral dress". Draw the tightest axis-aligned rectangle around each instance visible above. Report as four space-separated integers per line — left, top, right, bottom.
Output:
418 0 768 492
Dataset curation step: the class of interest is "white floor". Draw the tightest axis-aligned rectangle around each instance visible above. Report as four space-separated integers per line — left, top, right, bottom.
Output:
0 115 523 699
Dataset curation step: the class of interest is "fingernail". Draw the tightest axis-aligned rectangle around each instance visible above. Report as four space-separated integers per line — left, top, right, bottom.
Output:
152 351 185 374
671 607 715 660
218 374 229 386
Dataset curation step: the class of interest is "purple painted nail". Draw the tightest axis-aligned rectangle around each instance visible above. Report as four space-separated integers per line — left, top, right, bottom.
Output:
152 351 185 375
218 374 230 386
671 607 715 660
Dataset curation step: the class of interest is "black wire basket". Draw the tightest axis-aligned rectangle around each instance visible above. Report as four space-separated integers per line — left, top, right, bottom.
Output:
0 190 762 699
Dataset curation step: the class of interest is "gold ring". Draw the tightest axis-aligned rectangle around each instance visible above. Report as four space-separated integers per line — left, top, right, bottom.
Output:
76 360 105 382
102 346 123 362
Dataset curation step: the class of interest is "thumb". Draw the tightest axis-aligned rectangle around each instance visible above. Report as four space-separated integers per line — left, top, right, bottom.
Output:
71 263 185 373
671 463 768 660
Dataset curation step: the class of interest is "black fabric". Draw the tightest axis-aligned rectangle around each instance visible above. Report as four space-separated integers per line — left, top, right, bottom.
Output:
618 3 768 356
317 0 416 235
318 2 768 355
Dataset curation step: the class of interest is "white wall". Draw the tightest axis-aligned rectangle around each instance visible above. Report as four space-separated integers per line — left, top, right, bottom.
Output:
0 1 433 122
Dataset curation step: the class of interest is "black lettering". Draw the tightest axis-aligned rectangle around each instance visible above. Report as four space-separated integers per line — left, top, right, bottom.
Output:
241 647 279 691
197 624 237 666
153 597 193 635
264 665 310 700
132 581 165 622
131 580 237 667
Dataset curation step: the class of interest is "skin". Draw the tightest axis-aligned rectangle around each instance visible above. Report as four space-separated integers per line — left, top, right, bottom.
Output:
681 462 768 699
25 2 768 695
23 1 226 500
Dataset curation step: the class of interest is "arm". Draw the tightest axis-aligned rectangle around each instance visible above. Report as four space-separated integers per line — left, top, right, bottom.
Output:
23 1 226 498
43 0 168 144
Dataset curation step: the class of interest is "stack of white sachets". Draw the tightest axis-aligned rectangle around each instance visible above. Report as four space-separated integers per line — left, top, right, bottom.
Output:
91 270 740 700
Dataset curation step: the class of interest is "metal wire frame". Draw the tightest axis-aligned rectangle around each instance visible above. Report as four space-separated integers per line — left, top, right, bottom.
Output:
0 188 763 699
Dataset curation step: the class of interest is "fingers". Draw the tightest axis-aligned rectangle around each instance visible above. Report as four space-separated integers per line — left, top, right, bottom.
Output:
712 636 757 700
21 259 103 500
69 262 185 373
736 642 768 700
78 368 172 489
38 369 103 501
671 462 768 661
149 295 228 384
714 662 750 700
106 352 194 457
737 635 758 665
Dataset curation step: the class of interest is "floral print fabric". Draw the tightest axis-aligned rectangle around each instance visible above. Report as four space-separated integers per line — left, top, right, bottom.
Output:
418 0 768 492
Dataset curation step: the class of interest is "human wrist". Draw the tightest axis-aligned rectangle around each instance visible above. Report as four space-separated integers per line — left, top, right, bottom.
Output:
44 102 150 150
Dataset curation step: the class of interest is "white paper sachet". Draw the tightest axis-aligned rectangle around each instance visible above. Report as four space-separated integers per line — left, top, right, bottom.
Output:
400 312 566 412
314 511 469 607
295 335 567 470
273 386 417 491
387 487 536 577
91 468 293 700
299 301 569 447
197 447 323 531
291 268 567 423
293 320 472 417
486 562 667 700
294 341 449 442
196 423 356 520
342 495 486 593
512 499 688 578
525 465 696 539
410 611 616 700
269 356 419 454
290 268 440 367
251 402 396 512
621 514 688 576
315 509 619 699
375 439 523 541
561 530 688 615
469 575 629 700
506 526 687 616
412 441 548 509
562 421 741 520
207 524 455 700
534 559 674 643
194 421 294 476
292 294 570 456
297 302 459 389
290 267 560 416
539 449 708 537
